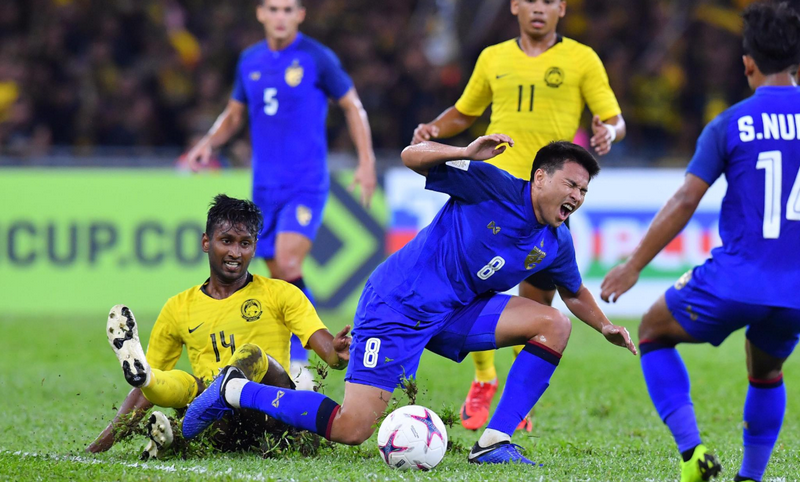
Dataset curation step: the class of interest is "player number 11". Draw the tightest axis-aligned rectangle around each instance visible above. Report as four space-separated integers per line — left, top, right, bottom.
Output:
517 84 534 112
756 150 800 239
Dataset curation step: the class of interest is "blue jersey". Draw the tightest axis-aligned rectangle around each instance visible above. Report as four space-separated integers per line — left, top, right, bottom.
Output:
369 161 582 322
232 34 353 191
686 86 800 309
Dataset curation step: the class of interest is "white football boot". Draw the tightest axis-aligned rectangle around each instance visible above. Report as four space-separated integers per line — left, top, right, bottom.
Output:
107 304 151 388
141 411 174 461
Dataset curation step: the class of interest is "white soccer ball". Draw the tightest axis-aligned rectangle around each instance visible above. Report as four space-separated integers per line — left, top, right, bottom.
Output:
376 405 448 470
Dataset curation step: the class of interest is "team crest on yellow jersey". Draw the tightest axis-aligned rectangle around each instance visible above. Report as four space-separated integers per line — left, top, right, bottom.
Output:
296 205 312 226
241 299 262 322
524 245 547 270
544 67 564 88
285 60 303 87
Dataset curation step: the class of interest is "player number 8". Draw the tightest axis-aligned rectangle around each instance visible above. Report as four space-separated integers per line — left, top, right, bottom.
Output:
363 337 381 368
477 256 505 280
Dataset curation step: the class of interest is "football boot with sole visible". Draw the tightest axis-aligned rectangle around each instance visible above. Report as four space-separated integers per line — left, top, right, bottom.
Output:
460 379 498 431
107 304 150 388
140 411 173 461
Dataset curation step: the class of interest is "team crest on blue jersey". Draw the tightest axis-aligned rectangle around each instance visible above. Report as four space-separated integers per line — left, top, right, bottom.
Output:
296 205 312 226
544 67 564 88
285 60 303 87
249 71 261 81
524 245 547 270
241 299 262 322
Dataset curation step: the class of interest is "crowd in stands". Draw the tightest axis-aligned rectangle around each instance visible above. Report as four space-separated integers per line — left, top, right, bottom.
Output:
0 0 759 164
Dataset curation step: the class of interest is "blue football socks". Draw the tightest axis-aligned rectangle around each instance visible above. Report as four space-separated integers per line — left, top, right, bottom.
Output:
640 341 702 455
486 342 559 436
238 381 340 438
739 375 785 481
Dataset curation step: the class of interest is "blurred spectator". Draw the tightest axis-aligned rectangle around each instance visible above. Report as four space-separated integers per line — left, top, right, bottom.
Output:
0 0 769 164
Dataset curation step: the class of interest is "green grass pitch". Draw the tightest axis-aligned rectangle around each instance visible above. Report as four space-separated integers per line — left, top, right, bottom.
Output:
1 311 798 481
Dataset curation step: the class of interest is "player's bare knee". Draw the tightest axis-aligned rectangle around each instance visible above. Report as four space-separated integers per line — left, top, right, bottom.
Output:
274 256 303 281
531 310 571 350
332 416 375 445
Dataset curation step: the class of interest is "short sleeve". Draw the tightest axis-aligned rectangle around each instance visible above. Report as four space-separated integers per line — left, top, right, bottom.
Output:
145 299 183 371
231 55 248 104
454 49 493 117
281 284 328 347
580 48 622 121
314 44 353 100
686 113 728 185
424 160 521 204
546 226 582 294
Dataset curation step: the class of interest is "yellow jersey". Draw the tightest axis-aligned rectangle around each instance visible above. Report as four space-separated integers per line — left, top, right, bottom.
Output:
145 274 327 381
455 36 621 180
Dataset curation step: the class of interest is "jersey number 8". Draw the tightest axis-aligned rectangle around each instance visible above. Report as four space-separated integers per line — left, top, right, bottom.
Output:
477 256 505 280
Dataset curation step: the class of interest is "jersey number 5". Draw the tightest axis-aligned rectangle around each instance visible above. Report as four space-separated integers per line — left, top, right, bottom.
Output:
263 88 278 116
756 150 800 239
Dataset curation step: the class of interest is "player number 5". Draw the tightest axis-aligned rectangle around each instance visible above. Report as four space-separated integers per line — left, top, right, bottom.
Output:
263 88 278 116
756 150 800 239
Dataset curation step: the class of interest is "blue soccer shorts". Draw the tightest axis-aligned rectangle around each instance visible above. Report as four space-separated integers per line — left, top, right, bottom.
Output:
665 268 800 358
252 187 328 260
345 282 511 392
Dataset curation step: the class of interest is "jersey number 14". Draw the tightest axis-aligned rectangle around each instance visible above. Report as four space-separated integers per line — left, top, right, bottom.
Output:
756 150 800 239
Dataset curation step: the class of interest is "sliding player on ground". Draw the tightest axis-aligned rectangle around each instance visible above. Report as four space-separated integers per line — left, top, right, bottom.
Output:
87 195 350 457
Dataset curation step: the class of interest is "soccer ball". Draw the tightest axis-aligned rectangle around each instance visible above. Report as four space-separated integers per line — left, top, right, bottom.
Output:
376 405 448 470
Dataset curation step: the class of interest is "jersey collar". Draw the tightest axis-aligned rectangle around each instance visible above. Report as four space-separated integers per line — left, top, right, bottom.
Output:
515 34 563 56
200 272 254 299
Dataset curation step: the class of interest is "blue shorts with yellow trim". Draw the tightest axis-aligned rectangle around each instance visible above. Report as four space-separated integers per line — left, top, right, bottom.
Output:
665 268 800 358
252 187 327 259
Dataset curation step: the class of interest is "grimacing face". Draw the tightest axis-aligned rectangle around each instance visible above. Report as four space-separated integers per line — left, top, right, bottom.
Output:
257 0 305 43
202 222 256 284
532 160 589 227
512 0 565 40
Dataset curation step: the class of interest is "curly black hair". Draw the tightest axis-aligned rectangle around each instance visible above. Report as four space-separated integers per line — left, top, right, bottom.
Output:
206 194 263 239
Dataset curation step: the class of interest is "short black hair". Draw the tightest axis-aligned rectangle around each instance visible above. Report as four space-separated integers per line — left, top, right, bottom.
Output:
259 0 303 7
206 194 263 239
530 141 600 180
742 2 800 75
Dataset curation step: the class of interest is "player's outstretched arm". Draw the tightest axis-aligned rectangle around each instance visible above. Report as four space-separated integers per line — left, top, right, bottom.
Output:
590 114 626 156
558 284 637 355
411 106 479 145
401 134 514 176
185 99 247 171
306 326 351 370
600 174 709 303
86 388 153 453
338 89 377 208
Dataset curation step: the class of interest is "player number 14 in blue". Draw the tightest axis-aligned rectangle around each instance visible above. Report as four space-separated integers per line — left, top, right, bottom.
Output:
756 150 800 239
